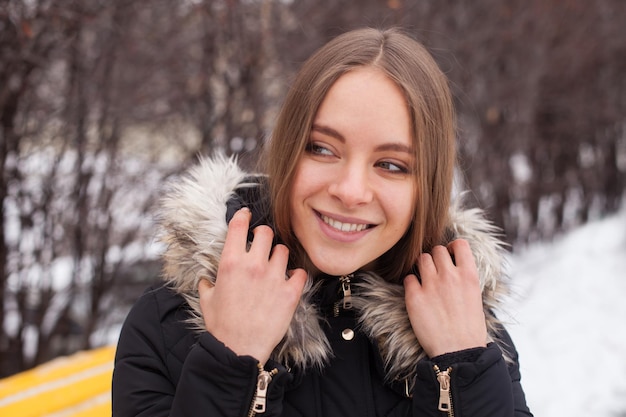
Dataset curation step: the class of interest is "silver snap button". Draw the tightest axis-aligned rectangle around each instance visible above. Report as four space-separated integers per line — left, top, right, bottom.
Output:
341 328 354 341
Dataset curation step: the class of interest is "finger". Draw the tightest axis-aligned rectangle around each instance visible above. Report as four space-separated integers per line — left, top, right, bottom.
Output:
249 225 275 258
403 274 422 295
416 252 437 278
285 268 307 293
447 239 476 270
268 243 290 269
430 244 455 270
223 208 252 253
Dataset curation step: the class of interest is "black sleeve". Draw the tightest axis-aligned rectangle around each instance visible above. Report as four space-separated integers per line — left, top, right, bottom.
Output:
412 329 533 417
112 287 290 417
498 327 534 417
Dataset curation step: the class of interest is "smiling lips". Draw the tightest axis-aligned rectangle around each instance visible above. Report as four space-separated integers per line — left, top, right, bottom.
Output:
319 212 372 232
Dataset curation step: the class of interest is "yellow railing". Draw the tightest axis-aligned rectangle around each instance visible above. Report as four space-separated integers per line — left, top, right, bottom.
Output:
0 346 115 417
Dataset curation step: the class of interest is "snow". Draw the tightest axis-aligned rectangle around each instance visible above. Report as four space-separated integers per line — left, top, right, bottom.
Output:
506 207 626 417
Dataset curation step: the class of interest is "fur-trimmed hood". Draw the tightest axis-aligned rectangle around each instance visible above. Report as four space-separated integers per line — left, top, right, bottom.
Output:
158 154 509 382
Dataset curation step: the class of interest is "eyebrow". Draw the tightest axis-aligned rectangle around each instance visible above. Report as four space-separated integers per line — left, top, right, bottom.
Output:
311 123 414 154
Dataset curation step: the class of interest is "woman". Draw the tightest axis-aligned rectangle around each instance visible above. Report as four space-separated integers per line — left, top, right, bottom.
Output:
112 28 533 416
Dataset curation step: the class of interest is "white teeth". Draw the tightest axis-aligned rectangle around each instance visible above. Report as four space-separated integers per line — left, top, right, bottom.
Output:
321 214 368 232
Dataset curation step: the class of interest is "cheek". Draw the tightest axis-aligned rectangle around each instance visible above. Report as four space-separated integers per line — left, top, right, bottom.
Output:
393 193 415 240
386 186 415 229
288 162 317 226
405 200 415 223
398 202 415 234
290 160 328 200
288 165 307 210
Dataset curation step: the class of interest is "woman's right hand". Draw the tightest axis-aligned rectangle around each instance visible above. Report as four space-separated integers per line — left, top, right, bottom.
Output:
198 208 307 365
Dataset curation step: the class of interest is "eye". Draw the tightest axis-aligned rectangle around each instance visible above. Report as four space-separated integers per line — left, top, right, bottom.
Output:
377 160 409 174
305 142 335 157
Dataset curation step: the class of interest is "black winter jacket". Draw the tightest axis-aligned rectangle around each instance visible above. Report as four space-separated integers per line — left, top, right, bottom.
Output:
113 282 532 417
112 155 533 417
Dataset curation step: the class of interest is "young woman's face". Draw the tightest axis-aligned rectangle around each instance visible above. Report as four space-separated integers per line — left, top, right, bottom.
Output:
289 67 416 276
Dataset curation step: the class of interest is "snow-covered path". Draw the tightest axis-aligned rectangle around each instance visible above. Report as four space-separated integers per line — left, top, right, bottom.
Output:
507 208 626 417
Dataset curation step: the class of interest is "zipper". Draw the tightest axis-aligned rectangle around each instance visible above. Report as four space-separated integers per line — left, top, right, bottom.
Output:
248 364 278 416
434 365 454 417
341 274 353 309
334 274 353 316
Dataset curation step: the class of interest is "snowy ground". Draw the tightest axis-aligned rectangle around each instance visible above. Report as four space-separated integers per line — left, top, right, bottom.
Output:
506 207 626 417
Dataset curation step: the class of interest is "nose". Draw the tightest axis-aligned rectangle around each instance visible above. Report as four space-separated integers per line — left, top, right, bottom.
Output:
327 163 373 208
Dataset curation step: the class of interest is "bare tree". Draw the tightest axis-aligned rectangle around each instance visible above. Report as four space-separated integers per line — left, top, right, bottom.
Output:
403 0 626 244
0 0 167 376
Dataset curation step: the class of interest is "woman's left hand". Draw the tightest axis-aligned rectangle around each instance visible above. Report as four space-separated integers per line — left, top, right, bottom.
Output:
403 239 487 358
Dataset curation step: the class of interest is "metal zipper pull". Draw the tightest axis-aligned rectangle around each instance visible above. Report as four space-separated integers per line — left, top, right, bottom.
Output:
250 368 277 415
340 274 353 310
434 365 453 415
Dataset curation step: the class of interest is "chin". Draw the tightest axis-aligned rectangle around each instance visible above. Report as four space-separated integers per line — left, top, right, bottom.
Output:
310 260 362 277
306 250 379 277
320 267 356 276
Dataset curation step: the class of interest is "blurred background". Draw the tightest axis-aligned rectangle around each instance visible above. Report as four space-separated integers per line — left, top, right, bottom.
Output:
1 0 625 414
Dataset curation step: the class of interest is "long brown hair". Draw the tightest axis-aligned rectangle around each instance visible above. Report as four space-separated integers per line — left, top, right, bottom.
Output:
261 27 456 282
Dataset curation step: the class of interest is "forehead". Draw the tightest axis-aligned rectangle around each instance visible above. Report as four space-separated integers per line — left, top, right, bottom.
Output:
313 67 412 144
